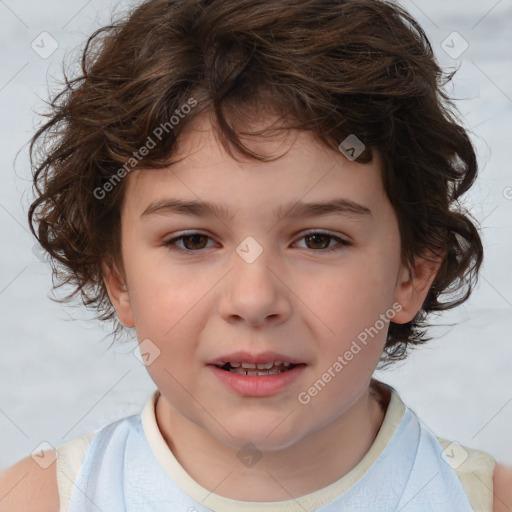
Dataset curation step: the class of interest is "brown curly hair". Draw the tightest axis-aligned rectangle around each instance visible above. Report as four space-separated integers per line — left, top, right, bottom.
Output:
28 0 483 364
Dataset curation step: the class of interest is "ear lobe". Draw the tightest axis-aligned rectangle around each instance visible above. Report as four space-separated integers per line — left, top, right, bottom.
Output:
392 250 444 325
102 260 135 328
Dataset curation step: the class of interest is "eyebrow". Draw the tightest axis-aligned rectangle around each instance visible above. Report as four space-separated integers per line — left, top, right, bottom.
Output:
141 197 372 220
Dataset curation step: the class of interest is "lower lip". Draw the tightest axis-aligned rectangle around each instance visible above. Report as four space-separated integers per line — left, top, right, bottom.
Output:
208 364 306 397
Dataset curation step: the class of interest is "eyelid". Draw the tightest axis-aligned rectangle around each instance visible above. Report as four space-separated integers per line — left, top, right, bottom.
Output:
164 229 351 254
163 231 219 257
298 228 349 241
293 229 351 250
164 230 218 247
164 229 348 243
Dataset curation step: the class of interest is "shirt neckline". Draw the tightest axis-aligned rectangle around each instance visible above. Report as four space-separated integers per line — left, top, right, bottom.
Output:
140 381 406 511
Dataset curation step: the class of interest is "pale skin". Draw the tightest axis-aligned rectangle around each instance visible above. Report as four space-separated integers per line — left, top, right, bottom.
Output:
1 113 511 510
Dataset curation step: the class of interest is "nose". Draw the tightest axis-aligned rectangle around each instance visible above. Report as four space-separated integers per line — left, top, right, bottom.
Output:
218 244 291 328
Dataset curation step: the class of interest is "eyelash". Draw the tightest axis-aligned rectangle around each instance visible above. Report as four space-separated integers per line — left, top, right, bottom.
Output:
163 231 352 254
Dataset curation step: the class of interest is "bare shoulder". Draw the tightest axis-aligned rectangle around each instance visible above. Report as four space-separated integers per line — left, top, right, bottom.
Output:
0 451 59 512
493 462 512 512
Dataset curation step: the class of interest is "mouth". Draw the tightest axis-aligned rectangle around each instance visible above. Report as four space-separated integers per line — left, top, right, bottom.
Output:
214 361 301 376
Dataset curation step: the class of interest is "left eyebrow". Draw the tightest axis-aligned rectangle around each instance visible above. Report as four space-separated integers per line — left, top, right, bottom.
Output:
275 198 372 220
140 197 372 220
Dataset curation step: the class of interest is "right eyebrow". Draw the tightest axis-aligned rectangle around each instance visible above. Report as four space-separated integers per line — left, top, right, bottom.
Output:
141 198 235 220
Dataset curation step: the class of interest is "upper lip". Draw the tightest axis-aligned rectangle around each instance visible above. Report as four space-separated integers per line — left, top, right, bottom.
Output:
208 351 305 366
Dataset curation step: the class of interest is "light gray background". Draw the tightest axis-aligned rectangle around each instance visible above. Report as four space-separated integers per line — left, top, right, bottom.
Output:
0 0 511 470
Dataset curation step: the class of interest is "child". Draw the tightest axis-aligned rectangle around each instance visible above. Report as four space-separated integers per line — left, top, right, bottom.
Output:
1 0 511 510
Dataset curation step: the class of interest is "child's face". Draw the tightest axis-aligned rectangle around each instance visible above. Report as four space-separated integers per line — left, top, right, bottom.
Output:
106 112 434 451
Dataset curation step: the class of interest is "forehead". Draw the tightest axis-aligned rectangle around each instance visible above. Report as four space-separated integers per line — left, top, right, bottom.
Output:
122 112 387 220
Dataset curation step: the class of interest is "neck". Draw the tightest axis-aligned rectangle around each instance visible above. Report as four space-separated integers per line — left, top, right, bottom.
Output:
155 380 389 502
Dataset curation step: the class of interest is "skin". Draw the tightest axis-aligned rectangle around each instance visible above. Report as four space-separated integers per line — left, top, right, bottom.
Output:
103 111 442 500
1 112 511 510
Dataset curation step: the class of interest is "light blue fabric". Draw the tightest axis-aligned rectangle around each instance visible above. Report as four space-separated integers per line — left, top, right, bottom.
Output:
67 401 475 511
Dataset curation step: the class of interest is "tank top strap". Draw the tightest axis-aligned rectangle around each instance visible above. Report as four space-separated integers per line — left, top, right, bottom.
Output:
436 436 496 512
56 430 99 512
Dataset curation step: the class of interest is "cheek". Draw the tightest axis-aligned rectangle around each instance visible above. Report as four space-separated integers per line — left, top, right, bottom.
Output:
313 255 397 329
123 251 218 373
122 245 203 331
293 258 394 417
130 285 207 350
300 248 400 369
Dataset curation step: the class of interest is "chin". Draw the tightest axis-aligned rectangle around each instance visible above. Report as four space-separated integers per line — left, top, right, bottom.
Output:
209 414 305 452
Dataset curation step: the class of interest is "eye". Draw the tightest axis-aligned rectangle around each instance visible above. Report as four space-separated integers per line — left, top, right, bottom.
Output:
294 231 351 252
164 232 216 253
164 230 351 254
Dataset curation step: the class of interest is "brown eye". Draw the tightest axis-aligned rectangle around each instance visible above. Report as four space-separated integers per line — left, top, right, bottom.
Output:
165 233 214 252
295 231 351 252
181 234 209 250
304 233 332 250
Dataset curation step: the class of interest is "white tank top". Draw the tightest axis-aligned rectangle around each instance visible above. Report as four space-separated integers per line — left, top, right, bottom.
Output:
55 384 496 511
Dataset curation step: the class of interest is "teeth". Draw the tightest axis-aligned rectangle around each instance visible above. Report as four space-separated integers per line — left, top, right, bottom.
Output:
218 361 297 373
227 361 295 368
229 367 288 376
222 361 297 376
256 362 274 369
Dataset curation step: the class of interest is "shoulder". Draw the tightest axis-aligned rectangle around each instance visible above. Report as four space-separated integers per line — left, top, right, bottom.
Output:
0 450 59 512
493 462 512 512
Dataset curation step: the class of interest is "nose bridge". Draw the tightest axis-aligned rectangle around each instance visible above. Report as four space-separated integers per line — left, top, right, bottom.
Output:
219 235 290 325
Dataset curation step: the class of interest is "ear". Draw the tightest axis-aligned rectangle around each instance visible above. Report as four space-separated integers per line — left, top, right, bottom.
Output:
102 259 135 328
392 249 444 324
